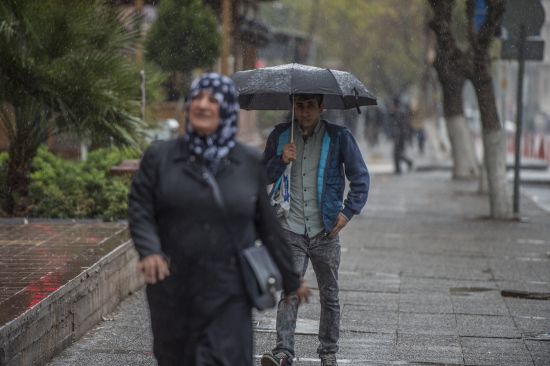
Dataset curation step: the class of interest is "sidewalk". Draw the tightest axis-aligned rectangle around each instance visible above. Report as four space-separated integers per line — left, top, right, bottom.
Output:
45 160 550 365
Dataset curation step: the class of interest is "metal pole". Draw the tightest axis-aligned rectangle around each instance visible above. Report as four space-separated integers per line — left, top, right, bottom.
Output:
513 25 526 215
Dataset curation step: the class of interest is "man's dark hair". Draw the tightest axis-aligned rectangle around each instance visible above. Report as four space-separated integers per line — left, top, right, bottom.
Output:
293 93 323 106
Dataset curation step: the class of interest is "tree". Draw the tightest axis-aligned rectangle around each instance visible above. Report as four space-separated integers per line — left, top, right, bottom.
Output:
465 0 509 218
428 0 510 218
0 0 145 215
262 0 426 99
428 0 480 179
145 0 220 97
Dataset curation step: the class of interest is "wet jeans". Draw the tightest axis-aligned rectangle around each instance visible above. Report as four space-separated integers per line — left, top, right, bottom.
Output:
273 229 341 358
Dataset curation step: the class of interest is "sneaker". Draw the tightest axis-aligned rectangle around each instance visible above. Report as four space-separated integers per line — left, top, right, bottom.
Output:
261 352 292 366
320 353 338 366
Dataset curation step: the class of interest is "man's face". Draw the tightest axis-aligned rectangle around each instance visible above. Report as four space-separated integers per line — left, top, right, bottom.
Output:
294 97 323 130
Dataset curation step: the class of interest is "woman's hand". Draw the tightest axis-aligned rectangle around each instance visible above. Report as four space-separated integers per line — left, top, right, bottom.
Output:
285 279 311 305
138 254 170 284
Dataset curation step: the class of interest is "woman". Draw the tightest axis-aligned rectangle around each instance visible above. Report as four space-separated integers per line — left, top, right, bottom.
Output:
128 73 309 366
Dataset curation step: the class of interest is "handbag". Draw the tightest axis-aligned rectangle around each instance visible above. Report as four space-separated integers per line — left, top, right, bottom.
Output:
201 167 282 310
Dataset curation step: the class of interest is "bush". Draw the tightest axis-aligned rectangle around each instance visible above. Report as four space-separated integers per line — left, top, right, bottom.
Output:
26 146 140 220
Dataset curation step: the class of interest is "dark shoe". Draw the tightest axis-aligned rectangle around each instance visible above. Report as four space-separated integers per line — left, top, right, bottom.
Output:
261 352 292 366
320 353 338 366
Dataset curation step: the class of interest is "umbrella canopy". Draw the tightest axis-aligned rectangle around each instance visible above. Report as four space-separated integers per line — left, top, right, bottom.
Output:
232 63 377 110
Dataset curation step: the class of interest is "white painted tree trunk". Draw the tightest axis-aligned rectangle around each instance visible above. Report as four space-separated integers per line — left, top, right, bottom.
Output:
482 129 511 218
478 161 489 193
446 115 480 179
424 117 451 163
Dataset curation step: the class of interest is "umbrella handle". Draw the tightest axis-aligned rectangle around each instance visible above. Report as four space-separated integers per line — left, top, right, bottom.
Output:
290 96 295 143
354 88 361 114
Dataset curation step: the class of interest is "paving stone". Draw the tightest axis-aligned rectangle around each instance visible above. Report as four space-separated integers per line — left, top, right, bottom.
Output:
456 314 520 338
341 306 398 333
504 297 550 319
525 340 550 366
399 292 453 314
513 316 550 338
489 258 542 282
339 332 397 363
341 292 399 312
398 312 457 336
400 277 497 295
451 289 510 316
394 333 464 365
461 337 533 365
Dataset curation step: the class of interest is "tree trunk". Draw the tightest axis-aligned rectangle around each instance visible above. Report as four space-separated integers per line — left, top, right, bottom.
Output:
3 134 39 216
439 78 480 179
482 129 510 217
473 65 512 218
428 0 480 180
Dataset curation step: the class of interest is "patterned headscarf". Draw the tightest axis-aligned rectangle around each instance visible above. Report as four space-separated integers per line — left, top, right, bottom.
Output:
184 72 239 172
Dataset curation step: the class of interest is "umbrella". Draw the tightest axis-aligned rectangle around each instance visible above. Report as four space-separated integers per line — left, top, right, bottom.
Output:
231 63 377 111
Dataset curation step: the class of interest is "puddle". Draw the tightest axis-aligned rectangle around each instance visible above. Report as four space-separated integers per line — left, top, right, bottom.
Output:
500 290 550 300
449 287 494 296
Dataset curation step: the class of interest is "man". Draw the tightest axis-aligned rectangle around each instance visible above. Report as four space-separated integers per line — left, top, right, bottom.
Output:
390 96 413 174
261 94 370 366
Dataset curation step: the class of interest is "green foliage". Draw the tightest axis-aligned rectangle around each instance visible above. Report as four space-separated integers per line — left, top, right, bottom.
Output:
145 0 221 74
0 0 156 213
0 0 147 146
27 146 139 220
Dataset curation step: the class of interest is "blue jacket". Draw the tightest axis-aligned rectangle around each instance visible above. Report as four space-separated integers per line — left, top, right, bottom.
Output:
263 120 370 233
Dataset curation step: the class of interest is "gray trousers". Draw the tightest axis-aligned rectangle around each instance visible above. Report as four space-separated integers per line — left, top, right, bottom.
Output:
273 229 341 357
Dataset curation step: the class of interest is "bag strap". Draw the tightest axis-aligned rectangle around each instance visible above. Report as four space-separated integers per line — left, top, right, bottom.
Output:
200 167 241 254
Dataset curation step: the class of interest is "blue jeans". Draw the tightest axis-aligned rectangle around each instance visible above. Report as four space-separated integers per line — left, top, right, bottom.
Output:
273 229 341 358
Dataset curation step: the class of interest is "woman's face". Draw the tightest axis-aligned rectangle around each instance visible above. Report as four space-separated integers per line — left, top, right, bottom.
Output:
188 91 220 135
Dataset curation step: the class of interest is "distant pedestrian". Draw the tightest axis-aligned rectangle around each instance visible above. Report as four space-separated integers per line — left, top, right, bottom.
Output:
390 96 413 174
129 73 310 366
364 104 386 147
261 94 370 366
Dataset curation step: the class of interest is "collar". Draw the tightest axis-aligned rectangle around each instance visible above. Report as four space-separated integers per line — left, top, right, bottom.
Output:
296 119 323 137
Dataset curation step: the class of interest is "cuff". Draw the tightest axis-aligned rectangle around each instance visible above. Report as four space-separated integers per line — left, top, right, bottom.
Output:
341 206 355 222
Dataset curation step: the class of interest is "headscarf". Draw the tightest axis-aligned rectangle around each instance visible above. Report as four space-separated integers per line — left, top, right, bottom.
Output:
184 72 239 172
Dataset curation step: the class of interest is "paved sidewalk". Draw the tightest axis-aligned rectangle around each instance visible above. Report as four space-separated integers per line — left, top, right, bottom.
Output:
46 168 550 365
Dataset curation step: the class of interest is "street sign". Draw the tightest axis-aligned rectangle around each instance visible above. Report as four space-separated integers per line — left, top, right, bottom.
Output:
502 0 545 39
501 39 545 60
474 0 487 33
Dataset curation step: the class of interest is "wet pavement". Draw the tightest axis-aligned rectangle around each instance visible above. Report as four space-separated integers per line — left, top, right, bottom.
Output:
0 222 128 326
45 149 550 365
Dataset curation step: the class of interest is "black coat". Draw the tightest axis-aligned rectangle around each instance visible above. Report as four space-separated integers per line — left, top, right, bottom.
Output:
128 138 300 365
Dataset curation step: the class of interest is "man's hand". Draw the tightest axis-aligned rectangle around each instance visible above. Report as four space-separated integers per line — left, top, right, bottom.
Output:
281 142 297 164
138 254 170 284
328 213 349 238
284 279 311 305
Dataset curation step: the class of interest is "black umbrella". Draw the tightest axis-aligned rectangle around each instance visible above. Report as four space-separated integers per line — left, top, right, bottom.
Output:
231 63 377 111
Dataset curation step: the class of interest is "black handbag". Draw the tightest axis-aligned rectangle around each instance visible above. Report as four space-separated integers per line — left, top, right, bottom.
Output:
201 168 282 310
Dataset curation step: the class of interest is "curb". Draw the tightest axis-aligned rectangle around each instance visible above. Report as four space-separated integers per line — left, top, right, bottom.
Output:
0 237 143 366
